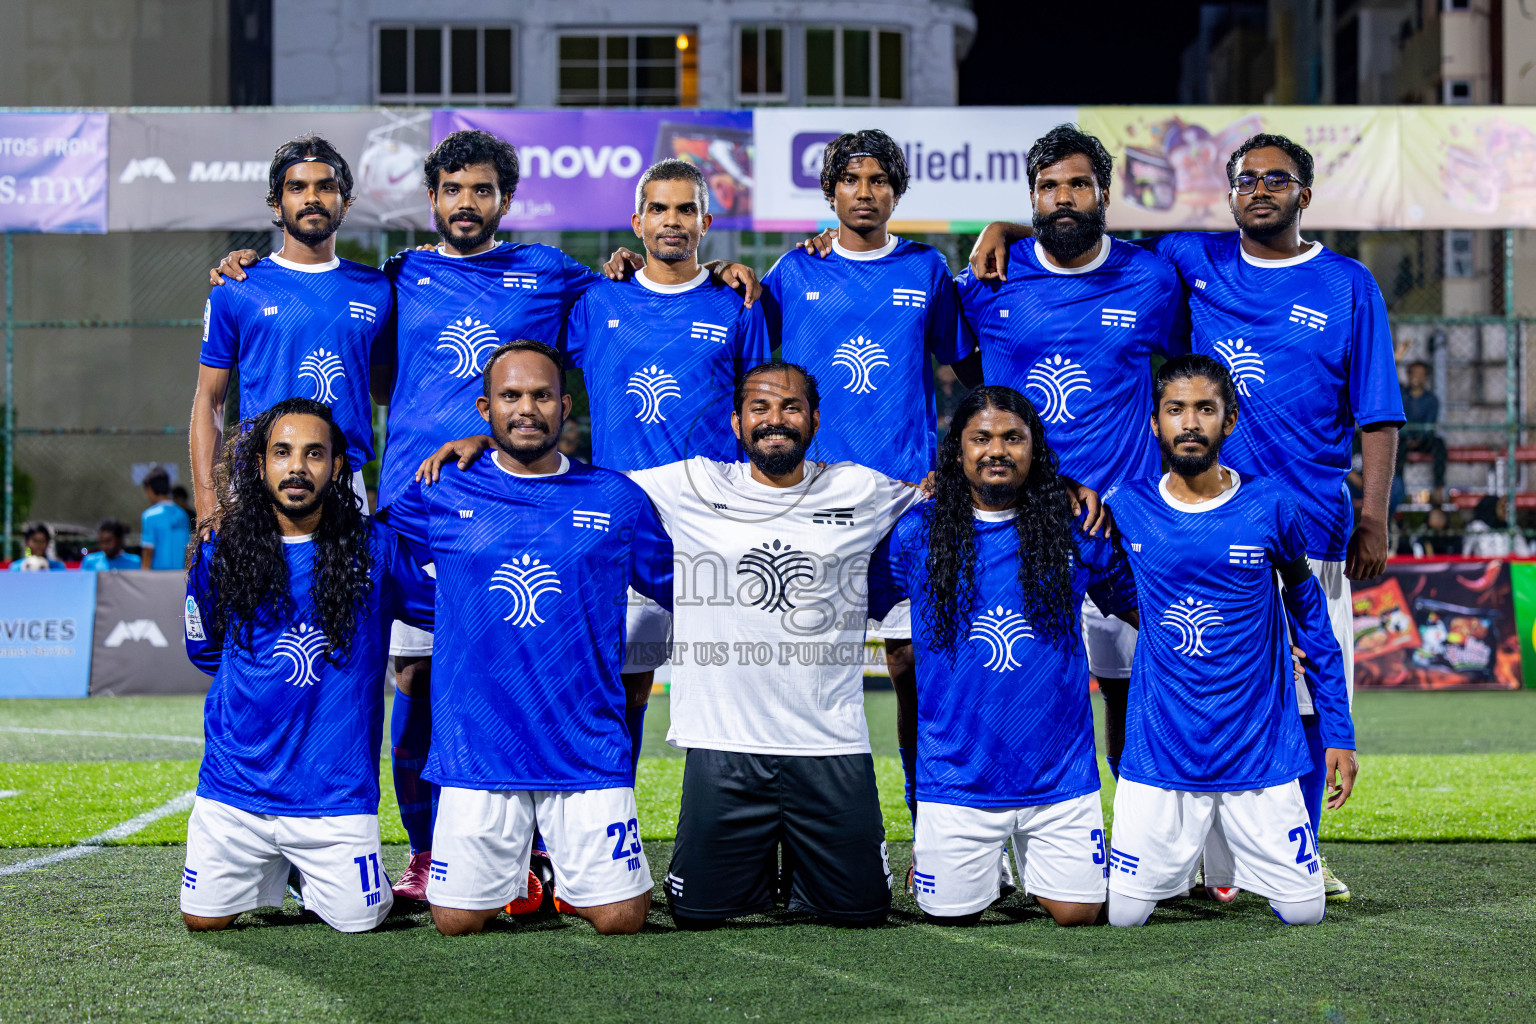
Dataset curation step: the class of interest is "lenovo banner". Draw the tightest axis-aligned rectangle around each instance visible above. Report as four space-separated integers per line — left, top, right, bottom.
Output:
0 112 108 233
0 572 97 697
89 570 211 696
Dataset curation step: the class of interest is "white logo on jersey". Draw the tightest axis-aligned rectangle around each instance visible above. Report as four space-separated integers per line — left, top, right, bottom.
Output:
262 306 278 316
572 509 611 532
348 301 377 324
458 509 473 518
999 309 1010 318
436 316 500 379
488 554 563 628
417 276 431 286
1214 337 1265 397
503 272 537 290
608 319 620 328
273 622 328 686
1025 355 1092 424
1289 303 1328 331
1228 544 1267 568
184 596 205 641
968 605 1034 673
1194 279 1208 290
891 288 927 309
805 291 820 300
297 348 346 403
831 336 890 394
737 539 816 613
1101 307 1138 328
1161 596 1223 657
626 364 683 424
690 321 729 344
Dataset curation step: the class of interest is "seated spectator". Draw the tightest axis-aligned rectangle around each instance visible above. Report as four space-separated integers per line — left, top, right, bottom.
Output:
141 468 191 570
1401 507 1463 558
80 519 137 571
8 522 65 571
1462 495 1530 558
1396 361 1448 501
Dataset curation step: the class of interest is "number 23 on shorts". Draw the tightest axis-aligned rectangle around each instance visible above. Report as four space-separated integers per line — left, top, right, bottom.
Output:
608 818 643 871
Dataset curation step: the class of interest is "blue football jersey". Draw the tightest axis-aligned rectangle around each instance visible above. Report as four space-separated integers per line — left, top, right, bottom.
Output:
184 521 435 816
1146 233 1405 561
378 454 673 791
566 269 770 471
1106 471 1355 792
761 237 971 481
200 254 391 465
375 242 601 507
956 237 1186 492
871 507 1135 808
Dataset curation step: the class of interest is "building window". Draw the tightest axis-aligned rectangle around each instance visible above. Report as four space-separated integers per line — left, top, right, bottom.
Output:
805 26 905 105
376 24 515 104
558 31 698 107
738 24 786 104
1444 78 1472 104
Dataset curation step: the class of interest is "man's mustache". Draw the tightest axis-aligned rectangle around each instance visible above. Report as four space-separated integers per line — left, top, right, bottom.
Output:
752 425 802 443
278 476 314 493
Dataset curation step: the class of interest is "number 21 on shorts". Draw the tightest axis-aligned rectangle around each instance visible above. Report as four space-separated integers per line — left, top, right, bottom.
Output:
1288 823 1321 876
608 818 642 872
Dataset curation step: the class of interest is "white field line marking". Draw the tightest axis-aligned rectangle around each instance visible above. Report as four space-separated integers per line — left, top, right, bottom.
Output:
0 727 203 744
0 789 196 877
0 790 18 799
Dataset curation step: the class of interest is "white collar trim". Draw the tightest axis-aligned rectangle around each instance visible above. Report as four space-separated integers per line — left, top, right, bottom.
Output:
832 234 900 261
636 267 709 293
495 450 571 478
1034 235 1110 275
436 240 505 259
280 532 316 544
974 507 1019 522
269 253 339 273
1240 241 1324 268
1158 467 1242 513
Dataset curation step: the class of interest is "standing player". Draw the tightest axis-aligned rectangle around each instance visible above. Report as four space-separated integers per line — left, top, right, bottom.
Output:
954 125 1185 782
191 135 390 524
379 340 672 937
971 133 1401 900
871 386 1137 926
141 468 192 570
181 399 434 933
1103 355 1357 927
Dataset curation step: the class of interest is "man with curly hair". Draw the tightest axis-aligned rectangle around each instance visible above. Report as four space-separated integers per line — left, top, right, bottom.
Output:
181 398 434 933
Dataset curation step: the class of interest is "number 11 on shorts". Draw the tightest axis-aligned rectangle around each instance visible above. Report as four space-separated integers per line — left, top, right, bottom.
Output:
354 852 384 906
607 818 642 872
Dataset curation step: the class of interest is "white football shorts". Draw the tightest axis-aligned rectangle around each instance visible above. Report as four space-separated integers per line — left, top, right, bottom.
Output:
1081 595 1137 679
1108 777 1324 903
389 562 437 657
868 598 912 642
621 588 673 673
1292 558 1353 714
912 792 1108 916
180 796 392 932
427 785 653 911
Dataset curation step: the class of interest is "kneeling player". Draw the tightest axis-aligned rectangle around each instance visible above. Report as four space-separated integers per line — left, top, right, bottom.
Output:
182 399 434 933
872 386 1133 926
1104 356 1357 927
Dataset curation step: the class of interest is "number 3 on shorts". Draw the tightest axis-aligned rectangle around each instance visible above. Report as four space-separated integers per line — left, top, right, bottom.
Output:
607 818 641 861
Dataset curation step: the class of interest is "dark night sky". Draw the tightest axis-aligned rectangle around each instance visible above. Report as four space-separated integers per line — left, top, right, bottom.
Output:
958 1 1205 105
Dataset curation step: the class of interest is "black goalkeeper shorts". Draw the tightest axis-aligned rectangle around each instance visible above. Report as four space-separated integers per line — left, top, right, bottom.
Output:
664 747 892 925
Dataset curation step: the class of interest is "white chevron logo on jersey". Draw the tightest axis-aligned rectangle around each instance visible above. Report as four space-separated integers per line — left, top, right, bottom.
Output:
831 336 890 394
488 554 563 628
1025 354 1092 424
626 364 683 423
736 539 816 613
1214 337 1266 397
436 316 500 379
1161 596 1223 657
968 605 1034 673
1289 303 1328 330
272 622 328 687
297 348 346 403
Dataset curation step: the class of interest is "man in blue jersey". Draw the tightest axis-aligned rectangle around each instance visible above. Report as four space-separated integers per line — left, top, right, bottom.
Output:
191 135 390 526
141 468 191 570
8 523 65 571
181 398 434 933
379 340 672 937
80 520 136 571
971 133 1402 901
871 385 1137 927
1103 355 1357 928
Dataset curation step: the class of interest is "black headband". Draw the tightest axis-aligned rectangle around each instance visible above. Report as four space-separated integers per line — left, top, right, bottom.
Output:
274 155 338 185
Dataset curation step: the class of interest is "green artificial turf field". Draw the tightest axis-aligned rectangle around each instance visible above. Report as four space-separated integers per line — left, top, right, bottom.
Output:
1 690 1533 1023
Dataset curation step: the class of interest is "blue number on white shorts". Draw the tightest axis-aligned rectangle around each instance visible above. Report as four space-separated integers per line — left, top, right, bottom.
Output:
353 853 383 905
1287 824 1320 875
607 818 642 871
1090 828 1108 878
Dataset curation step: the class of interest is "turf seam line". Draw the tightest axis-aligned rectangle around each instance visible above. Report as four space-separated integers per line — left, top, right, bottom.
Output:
0 789 196 877
0 727 204 744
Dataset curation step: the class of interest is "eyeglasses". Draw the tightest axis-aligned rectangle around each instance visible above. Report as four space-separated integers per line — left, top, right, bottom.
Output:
1232 172 1303 194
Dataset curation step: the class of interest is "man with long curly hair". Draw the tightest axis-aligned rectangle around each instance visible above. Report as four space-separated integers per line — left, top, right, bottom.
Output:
181 398 434 933
870 386 1137 927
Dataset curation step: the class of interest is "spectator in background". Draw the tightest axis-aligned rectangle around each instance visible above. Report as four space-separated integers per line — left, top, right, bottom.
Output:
934 363 965 442
81 519 137 571
171 484 197 530
1399 507 1462 558
8 522 65 571
1462 495 1530 558
1397 361 1448 501
141 469 191 570
557 418 590 464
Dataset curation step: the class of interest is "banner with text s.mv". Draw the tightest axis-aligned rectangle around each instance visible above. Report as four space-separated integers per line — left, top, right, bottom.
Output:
0 112 108 233
0 571 97 698
752 108 1075 232
433 109 754 231
1078 106 1401 232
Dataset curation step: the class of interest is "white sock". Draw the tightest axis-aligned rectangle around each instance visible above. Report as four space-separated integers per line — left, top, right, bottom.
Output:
1107 892 1157 927
1269 895 1326 926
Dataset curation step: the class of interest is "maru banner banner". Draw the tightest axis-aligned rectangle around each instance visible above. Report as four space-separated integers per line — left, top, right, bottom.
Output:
0 112 108 233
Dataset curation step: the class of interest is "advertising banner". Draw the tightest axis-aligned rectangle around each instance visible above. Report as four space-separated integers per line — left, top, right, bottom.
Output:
433 109 754 231
0 112 108 233
1398 107 1536 229
0 572 97 698
1353 559 1522 690
751 107 1075 231
107 109 435 231
1509 561 1536 687
89 570 211 696
1077 106 1401 232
